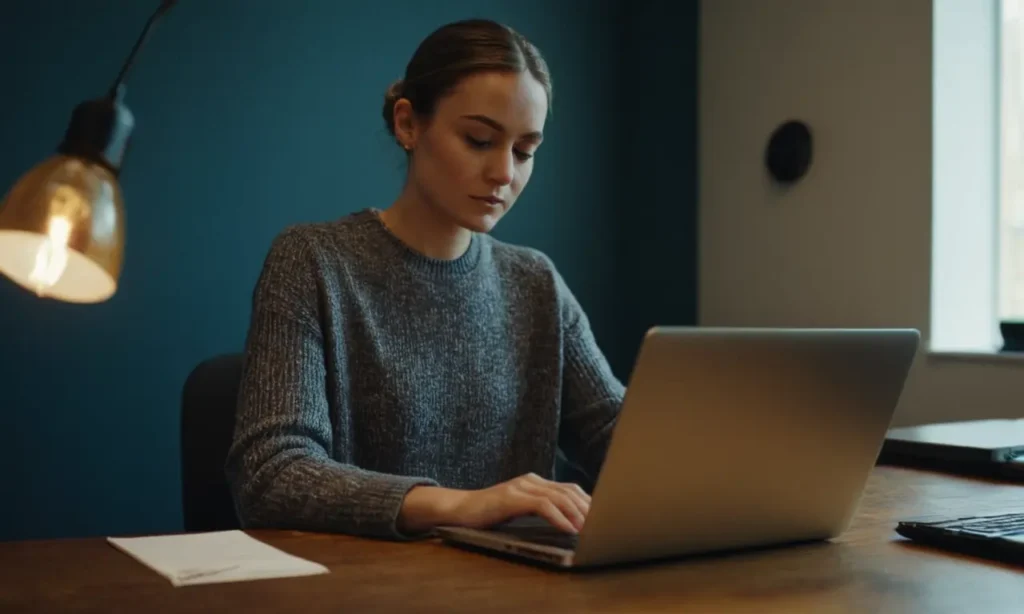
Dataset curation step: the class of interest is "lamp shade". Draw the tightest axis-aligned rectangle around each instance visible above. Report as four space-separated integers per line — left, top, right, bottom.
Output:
0 1 177 304
0 154 124 303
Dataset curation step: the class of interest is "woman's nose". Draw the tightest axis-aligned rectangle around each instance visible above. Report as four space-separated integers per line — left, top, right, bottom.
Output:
486 150 514 186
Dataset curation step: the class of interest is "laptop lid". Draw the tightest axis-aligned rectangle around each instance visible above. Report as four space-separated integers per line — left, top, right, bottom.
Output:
881 419 1024 465
570 326 921 568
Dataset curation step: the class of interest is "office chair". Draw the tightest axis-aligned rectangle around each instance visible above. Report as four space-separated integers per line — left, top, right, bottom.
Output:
180 353 244 532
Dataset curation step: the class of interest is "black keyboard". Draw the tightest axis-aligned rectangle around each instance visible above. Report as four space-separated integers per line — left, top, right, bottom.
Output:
896 512 1024 565
490 523 580 550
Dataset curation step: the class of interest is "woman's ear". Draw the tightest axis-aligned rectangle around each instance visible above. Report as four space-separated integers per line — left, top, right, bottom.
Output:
392 98 418 151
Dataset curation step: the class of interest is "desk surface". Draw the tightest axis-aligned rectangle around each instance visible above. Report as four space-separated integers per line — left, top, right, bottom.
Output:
1 466 1021 613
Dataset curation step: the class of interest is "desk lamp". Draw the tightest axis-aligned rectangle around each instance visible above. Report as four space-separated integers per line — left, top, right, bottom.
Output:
0 1 176 303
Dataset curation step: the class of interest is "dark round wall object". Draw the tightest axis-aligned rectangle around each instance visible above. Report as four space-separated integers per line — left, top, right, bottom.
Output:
765 120 813 184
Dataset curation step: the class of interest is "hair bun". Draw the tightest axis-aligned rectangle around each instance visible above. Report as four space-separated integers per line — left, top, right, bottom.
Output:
386 79 405 102
382 78 406 138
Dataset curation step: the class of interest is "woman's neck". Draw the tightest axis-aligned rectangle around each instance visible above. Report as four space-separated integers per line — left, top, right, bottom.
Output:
379 188 473 261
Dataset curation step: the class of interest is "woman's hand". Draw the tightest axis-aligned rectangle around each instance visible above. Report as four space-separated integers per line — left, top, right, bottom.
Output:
398 473 591 535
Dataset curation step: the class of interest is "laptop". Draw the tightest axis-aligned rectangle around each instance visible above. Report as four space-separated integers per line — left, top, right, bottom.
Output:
880 419 1024 480
895 512 1024 565
435 326 921 569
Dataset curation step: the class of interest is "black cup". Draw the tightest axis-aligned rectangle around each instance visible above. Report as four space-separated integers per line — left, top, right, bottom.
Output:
999 320 1024 352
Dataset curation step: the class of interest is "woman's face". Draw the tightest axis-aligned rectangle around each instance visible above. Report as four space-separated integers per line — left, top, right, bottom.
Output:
399 70 548 234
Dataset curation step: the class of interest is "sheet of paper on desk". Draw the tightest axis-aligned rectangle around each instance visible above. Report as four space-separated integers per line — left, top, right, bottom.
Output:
107 530 329 587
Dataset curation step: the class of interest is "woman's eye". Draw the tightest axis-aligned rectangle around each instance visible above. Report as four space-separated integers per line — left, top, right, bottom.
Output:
466 135 533 162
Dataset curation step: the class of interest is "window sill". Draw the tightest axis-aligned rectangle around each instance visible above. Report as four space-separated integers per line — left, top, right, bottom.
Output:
926 346 1024 364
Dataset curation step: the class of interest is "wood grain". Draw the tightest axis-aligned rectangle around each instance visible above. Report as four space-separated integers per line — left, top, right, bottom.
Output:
0 466 1021 613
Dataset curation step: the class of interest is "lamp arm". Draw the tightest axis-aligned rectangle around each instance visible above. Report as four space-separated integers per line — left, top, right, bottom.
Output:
54 1 177 174
107 0 178 99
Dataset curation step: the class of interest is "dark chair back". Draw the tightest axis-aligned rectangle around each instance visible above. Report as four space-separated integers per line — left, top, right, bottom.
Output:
180 353 244 532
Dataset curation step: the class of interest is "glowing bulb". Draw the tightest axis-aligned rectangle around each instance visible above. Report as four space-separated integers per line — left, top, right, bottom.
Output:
28 214 73 293
26 182 85 295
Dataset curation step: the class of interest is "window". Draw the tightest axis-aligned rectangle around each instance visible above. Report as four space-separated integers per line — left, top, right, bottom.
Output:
931 0 1000 353
1000 0 1024 320
932 0 1024 354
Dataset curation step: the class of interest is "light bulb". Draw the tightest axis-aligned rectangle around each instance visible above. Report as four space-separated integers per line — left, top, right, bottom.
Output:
28 212 73 292
0 154 125 303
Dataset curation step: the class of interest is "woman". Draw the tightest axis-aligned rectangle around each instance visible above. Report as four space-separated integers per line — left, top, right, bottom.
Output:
224 18 625 540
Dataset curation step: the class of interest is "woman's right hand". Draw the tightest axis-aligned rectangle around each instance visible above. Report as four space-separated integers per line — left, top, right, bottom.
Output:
398 473 591 535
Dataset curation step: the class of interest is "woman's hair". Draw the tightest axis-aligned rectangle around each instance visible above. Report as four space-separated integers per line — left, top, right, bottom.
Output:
382 19 553 146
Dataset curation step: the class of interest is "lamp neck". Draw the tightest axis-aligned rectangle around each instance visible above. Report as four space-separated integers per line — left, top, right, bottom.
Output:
107 0 177 99
56 1 177 176
57 90 134 176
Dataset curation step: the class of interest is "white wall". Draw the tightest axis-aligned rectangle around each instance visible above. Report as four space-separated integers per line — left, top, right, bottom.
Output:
699 0 1024 426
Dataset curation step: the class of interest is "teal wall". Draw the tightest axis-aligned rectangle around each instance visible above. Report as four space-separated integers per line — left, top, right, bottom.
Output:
611 0 700 374
0 0 697 541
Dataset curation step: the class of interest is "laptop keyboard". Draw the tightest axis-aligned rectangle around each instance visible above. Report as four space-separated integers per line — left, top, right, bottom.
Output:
896 512 1024 566
490 524 580 550
927 513 1024 537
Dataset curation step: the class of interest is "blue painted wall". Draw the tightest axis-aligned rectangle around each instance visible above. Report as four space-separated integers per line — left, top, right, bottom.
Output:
0 0 697 541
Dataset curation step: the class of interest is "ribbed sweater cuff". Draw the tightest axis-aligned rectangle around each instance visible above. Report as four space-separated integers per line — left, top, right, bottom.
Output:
364 475 441 540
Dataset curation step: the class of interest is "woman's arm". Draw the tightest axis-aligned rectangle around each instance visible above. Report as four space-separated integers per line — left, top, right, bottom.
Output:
552 270 627 487
224 228 439 540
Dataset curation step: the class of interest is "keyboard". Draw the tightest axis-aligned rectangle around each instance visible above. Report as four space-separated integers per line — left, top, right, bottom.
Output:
489 522 580 550
896 512 1024 565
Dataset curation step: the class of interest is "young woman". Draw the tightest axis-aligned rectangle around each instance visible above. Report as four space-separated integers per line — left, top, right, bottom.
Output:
225 18 625 540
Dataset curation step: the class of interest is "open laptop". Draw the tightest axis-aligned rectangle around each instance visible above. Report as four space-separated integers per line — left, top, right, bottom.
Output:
435 326 921 569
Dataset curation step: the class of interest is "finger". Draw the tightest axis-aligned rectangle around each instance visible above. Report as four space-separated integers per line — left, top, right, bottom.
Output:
516 478 589 528
543 482 590 520
550 491 586 532
523 474 592 507
568 482 593 504
557 483 591 516
517 475 589 528
522 472 547 486
531 498 577 534
507 490 578 534
520 483 585 531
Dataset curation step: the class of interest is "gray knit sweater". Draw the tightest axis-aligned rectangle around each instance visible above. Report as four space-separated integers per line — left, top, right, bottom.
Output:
224 209 625 540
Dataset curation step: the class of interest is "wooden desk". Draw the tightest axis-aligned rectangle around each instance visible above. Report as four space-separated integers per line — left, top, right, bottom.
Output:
1 466 1021 613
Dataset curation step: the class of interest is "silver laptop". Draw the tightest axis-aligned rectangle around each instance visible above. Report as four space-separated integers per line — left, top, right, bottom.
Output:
435 326 921 569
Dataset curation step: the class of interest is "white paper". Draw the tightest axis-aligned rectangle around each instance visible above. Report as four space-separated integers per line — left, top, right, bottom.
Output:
107 530 329 587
